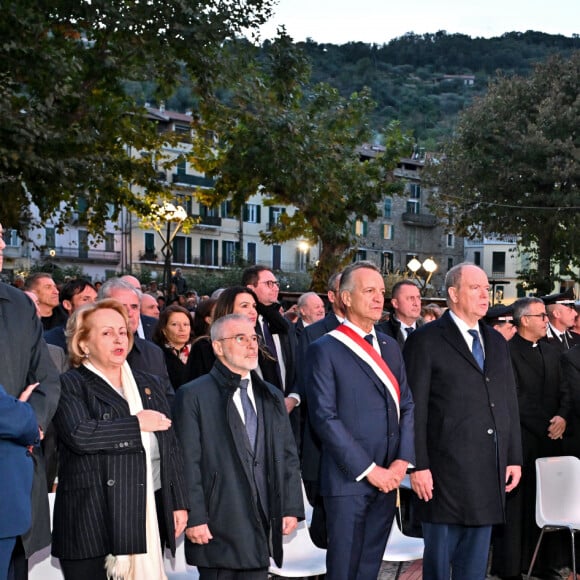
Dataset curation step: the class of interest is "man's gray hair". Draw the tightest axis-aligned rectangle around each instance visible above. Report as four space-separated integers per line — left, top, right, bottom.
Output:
512 296 544 326
98 278 142 303
340 261 381 293
444 262 479 305
210 313 251 341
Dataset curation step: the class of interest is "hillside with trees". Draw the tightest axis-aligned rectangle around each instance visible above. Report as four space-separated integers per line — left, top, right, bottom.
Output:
163 31 579 149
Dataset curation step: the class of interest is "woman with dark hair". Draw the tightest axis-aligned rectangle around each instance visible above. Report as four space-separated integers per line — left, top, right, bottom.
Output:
185 286 262 382
52 299 188 580
151 305 196 390
191 298 217 338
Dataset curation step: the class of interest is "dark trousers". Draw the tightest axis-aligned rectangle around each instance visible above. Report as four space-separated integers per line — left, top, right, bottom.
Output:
7 537 27 580
422 522 492 580
60 556 108 580
198 567 268 580
324 490 396 580
1 537 16 580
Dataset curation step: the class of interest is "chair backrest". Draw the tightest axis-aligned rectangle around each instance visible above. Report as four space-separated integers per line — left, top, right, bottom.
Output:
535 456 580 528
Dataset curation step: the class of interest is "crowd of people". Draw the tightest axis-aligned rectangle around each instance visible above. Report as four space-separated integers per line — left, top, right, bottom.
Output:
2 218 580 580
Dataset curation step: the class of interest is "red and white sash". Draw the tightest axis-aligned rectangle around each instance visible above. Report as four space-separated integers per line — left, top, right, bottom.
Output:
329 324 401 418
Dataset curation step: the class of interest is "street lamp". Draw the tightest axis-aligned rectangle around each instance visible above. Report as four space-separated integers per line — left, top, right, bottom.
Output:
153 202 187 295
407 256 438 295
298 241 310 272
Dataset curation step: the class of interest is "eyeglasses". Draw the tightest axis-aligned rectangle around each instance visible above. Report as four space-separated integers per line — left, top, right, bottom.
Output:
217 334 261 346
258 280 280 288
524 313 548 320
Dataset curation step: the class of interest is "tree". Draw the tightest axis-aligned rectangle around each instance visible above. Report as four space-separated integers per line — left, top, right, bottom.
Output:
0 0 274 236
191 33 412 291
426 52 580 294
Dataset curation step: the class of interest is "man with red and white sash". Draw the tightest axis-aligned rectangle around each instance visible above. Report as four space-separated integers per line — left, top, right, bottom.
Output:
305 261 415 580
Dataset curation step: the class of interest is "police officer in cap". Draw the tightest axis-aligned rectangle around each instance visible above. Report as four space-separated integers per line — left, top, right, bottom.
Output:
484 304 516 341
541 288 578 351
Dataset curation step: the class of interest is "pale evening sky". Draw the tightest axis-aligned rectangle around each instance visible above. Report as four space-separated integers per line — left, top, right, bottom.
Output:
258 0 578 45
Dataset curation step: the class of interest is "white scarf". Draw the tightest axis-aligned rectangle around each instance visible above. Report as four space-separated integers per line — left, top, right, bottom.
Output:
83 361 167 580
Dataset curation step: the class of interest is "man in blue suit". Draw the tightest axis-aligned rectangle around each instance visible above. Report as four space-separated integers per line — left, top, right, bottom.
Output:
0 384 40 580
305 261 415 580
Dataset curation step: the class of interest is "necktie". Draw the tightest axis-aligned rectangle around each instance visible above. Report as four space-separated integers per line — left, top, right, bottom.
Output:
239 379 257 448
468 329 485 370
404 327 414 336
364 334 374 345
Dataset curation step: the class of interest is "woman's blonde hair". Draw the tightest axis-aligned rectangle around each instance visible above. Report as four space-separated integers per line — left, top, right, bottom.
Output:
66 299 134 367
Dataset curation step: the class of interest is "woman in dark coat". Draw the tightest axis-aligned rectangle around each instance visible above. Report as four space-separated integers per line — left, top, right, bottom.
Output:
52 299 188 580
152 305 197 390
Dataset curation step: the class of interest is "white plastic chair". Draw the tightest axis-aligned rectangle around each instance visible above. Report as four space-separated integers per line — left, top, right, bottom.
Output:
382 491 424 580
268 519 326 578
526 456 580 580
164 534 200 579
301 479 314 526
29 493 63 580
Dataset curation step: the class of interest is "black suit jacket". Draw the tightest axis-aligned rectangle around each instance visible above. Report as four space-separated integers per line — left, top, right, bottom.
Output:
52 366 188 559
140 314 158 341
295 313 341 481
174 360 304 569
404 310 522 526
0 282 61 556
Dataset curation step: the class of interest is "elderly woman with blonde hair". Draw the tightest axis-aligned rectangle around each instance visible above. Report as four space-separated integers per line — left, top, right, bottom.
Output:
51 299 188 580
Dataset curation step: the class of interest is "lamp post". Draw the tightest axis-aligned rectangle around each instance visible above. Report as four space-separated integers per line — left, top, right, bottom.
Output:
298 241 310 272
154 202 187 295
407 256 438 295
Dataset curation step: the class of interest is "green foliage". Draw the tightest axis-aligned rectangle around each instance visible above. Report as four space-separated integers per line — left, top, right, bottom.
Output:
0 0 275 236
425 52 580 295
191 33 412 291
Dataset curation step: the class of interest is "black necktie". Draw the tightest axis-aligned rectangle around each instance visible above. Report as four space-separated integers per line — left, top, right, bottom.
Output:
364 334 374 345
239 379 257 448
468 329 485 370
404 327 414 336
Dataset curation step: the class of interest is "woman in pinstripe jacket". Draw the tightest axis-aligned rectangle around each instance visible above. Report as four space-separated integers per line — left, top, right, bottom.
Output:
51 300 188 580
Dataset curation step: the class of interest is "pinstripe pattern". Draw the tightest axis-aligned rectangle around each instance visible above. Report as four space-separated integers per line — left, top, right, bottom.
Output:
51 365 188 559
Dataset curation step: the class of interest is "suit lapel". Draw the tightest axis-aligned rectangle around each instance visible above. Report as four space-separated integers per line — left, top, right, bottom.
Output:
339 340 389 400
439 312 483 372
79 366 131 413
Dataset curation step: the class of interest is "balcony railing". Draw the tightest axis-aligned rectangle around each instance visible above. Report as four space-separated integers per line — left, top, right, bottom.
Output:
172 173 215 188
401 212 438 228
192 215 222 227
40 247 120 264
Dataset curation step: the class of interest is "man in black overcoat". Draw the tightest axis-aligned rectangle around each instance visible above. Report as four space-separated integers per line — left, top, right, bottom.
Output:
405 263 522 580
491 297 570 580
174 314 304 580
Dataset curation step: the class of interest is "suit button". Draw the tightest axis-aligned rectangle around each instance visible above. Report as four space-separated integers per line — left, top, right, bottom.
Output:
485 377 490 383
103 413 111 420
490 402 495 408
487 429 494 435
107 479 115 486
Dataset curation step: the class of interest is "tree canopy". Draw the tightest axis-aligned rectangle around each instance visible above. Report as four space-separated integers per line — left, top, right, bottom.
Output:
191 34 412 290
0 0 274 235
426 52 580 294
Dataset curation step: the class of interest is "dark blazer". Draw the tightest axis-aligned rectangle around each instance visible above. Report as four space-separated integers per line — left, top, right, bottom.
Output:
295 312 341 481
510 334 571 453
51 366 188 559
404 310 522 526
0 282 61 556
127 335 174 405
0 385 40 538
140 314 158 341
376 316 423 350
255 304 296 395
563 345 580 416
44 325 67 351
305 328 415 496
173 360 304 570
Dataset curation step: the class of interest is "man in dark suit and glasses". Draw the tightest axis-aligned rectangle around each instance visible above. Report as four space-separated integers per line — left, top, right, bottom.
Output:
174 314 304 580
405 263 522 580
305 261 415 580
